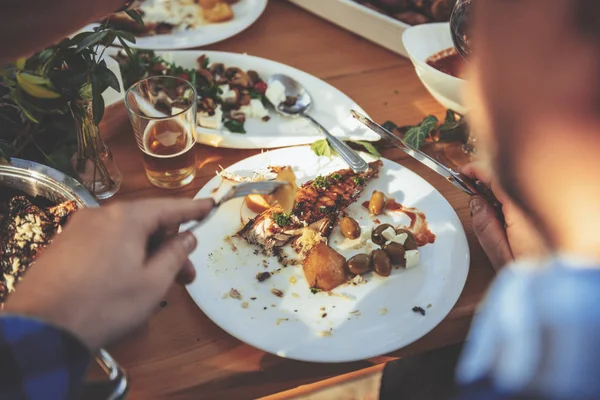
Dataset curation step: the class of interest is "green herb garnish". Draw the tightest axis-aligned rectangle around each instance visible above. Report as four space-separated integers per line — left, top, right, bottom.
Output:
331 173 342 182
310 139 334 157
224 119 246 134
352 176 365 186
318 205 335 214
310 288 322 295
273 212 291 227
312 176 330 189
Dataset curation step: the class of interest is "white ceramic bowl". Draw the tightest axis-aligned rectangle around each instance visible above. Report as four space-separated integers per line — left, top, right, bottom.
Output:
402 22 467 114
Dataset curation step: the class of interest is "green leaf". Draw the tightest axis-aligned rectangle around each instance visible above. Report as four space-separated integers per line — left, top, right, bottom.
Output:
78 82 93 100
75 31 108 53
117 37 134 60
125 9 145 27
92 76 105 125
115 30 137 44
404 115 438 149
310 139 334 157
97 65 120 92
439 109 460 132
348 140 381 158
223 119 246 134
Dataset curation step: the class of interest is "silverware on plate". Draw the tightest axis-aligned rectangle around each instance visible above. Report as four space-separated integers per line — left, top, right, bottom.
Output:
266 74 369 173
184 180 290 233
350 110 503 217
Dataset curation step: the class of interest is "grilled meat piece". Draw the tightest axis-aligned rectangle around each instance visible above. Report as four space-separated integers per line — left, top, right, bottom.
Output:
237 160 383 253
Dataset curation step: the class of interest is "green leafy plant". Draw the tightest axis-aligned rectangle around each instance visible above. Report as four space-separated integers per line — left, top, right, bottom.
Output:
0 15 142 172
382 109 469 150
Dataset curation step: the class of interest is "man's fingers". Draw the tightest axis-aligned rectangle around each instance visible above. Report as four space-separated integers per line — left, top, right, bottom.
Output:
460 162 493 187
145 232 198 284
132 198 215 234
470 196 513 271
176 260 196 285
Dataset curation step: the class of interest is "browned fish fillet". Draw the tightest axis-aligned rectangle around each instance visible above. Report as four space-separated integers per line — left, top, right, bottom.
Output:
237 160 383 253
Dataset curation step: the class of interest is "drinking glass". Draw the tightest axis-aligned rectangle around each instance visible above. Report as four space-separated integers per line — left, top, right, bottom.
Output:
125 76 197 189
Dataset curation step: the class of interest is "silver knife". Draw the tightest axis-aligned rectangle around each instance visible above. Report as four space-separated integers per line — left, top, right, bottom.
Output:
351 109 503 214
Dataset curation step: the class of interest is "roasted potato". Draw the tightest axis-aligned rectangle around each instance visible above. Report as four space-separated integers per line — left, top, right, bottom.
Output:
303 242 348 291
197 0 220 8
203 3 234 23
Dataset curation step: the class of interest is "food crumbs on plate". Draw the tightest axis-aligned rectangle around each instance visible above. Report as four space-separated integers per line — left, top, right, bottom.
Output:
276 318 289 326
349 310 361 316
241 302 249 309
229 288 242 300
289 276 297 284
271 288 284 298
263 307 267 310
318 329 333 337
320 307 326 311
256 271 271 282
224 236 237 252
380 307 388 315
427 304 432 309
291 292 300 298
250 297 257 301
412 306 426 316
222 292 229 299
322 313 328 318
262 260 269 268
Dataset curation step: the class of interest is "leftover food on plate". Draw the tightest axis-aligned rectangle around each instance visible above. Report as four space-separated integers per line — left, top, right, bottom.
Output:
106 0 240 36
0 193 77 301
115 50 273 134
426 47 465 79
224 160 435 293
353 0 455 25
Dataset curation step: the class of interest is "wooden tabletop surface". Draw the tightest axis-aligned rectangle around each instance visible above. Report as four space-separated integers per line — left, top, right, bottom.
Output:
101 1 496 398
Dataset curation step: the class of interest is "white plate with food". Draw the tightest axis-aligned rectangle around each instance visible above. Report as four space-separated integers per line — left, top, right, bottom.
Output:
111 49 380 149
183 146 469 362
82 0 267 50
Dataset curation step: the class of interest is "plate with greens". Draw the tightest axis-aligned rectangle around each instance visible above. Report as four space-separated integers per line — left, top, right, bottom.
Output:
110 49 380 149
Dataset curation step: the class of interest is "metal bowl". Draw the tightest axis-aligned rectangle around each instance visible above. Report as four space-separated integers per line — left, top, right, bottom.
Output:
0 159 127 399
0 159 99 207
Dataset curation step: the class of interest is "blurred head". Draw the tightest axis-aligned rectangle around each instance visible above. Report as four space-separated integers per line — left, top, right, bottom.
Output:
467 0 600 252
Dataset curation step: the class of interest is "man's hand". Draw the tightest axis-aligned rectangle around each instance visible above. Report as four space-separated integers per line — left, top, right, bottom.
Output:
3 198 213 350
462 163 547 271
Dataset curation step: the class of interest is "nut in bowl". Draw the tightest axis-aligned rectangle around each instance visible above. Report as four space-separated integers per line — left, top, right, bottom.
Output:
402 22 467 114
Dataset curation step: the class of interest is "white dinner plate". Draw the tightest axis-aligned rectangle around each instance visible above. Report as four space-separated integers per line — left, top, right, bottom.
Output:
82 0 267 50
183 146 470 362
108 49 380 149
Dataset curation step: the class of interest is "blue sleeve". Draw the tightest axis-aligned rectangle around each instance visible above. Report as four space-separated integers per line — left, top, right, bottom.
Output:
0 315 91 399
455 261 600 400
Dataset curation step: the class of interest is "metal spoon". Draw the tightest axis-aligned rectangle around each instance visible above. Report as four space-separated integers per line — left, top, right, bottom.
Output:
266 74 369 173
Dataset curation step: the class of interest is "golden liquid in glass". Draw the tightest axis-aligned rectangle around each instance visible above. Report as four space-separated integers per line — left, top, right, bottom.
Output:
142 120 196 188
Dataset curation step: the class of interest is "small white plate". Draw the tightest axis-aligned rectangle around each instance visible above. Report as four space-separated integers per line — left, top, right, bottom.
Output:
109 50 380 149
183 146 469 362
81 0 267 50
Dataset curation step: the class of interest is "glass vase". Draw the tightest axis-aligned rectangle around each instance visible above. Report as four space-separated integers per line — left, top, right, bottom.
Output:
70 100 122 200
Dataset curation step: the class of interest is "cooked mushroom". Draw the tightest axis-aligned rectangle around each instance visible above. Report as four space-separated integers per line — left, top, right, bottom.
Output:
195 69 214 86
225 67 252 88
210 63 225 75
247 70 261 86
198 97 217 113
239 91 251 106
229 111 246 123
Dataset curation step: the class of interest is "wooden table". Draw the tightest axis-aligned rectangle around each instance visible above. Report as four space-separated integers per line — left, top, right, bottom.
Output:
101 1 496 398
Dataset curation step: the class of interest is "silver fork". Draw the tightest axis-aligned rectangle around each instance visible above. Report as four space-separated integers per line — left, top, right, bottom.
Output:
183 180 290 233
